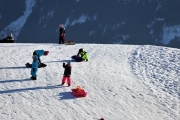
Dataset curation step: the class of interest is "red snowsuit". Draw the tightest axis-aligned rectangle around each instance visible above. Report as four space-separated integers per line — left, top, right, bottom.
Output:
61 63 71 85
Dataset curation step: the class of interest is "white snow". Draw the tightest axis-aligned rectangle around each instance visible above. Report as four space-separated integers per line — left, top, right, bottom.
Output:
0 43 180 120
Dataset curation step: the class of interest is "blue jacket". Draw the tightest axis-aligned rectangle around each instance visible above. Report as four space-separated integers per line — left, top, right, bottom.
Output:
34 50 45 57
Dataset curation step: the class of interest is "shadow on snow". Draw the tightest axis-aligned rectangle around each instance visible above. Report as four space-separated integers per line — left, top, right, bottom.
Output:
0 66 26 69
58 92 76 100
0 79 30 83
0 85 63 94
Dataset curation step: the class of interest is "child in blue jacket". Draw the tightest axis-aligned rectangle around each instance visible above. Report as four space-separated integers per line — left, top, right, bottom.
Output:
33 50 49 65
30 55 39 80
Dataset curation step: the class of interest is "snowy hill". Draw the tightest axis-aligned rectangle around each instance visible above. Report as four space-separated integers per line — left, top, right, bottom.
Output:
0 43 180 120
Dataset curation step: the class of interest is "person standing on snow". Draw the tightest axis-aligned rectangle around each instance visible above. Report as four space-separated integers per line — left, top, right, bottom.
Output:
61 61 71 86
30 55 39 80
59 24 66 44
71 48 88 62
33 50 49 65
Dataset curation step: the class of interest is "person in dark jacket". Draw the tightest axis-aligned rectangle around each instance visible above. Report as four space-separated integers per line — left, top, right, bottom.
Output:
59 24 66 44
61 61 71 86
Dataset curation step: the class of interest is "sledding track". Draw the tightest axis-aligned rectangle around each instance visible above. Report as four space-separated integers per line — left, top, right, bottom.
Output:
130 45 180 117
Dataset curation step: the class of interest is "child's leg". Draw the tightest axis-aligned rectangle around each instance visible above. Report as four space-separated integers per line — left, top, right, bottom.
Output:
31 67 38 77
61 76 66 84
67 77 71 86
76 57 83 62
31 68 34 76
71 55 76 60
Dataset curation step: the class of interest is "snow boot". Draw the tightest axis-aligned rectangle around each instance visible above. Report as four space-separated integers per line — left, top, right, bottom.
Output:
30 76 37 80
61 82 65 85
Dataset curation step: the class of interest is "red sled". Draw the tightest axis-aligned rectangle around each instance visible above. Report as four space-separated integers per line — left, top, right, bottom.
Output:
71 88 87 97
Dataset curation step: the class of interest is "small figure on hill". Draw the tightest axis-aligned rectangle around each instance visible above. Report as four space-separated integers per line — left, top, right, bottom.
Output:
33 50 49 66
30 55 39 80
59 24 66 44
71 48 88 62
2 33 14 40
61 61 71 86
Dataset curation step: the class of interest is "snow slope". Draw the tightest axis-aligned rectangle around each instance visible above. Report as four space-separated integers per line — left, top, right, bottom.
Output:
0 43 179 120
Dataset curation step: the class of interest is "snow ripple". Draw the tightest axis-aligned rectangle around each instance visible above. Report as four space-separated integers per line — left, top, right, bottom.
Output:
130 45 180 115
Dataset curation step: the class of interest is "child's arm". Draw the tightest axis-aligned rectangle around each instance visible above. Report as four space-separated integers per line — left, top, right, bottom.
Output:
63 63 65 67
69 67 71 75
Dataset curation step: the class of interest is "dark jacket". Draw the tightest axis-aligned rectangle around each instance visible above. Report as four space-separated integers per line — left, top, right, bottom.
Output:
63 63 71 77
59 27 65 37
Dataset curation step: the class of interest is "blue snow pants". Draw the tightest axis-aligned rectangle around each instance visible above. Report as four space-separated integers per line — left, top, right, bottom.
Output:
71 55 83 62
31 67 38 77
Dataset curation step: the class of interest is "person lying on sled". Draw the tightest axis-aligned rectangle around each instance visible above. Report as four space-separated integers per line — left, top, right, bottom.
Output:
71 48 88 62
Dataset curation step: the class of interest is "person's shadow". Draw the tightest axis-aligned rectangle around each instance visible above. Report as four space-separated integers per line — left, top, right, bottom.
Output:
45 59 75 63
58 92 76 100
0 66 26 69
0 79 30 83
0 85 63 94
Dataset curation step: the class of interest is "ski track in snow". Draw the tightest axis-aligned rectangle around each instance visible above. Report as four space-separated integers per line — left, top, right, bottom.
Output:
130 45 180 117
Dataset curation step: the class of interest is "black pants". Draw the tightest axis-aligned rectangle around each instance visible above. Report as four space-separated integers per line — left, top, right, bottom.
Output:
59 36 64 44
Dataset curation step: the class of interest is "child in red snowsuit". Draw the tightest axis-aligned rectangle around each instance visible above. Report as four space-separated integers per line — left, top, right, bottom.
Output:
61 61 71 86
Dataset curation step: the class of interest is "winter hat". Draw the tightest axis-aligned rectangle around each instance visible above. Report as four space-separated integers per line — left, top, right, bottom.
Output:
67 60 71 65
59 24 64 27
79 48 83 53
44 51 49 56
